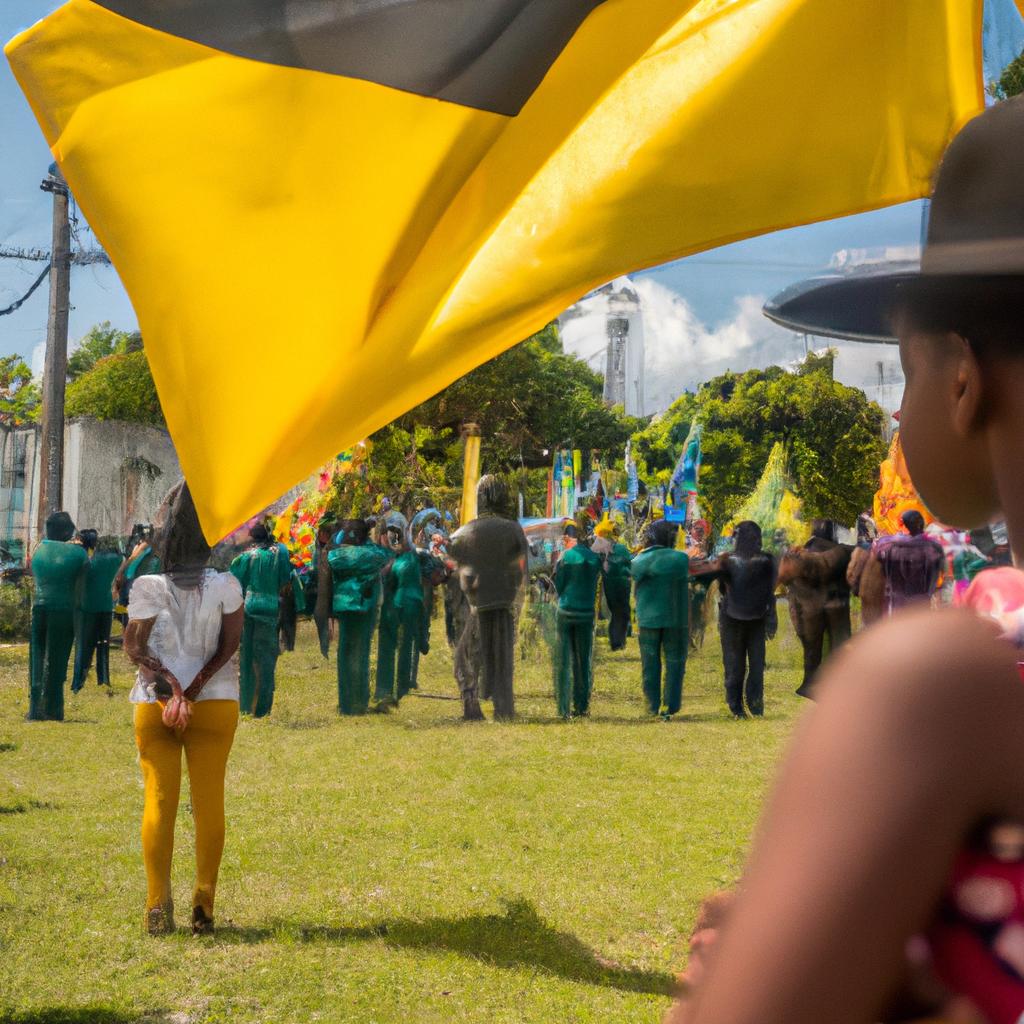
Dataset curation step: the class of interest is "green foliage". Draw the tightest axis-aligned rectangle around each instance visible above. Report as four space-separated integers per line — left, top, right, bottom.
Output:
632 351 887 531
0 580 31 640
993 48 1024 100
329 323 642 517
65 350 165 428
0 355 39 426
66 322 143 381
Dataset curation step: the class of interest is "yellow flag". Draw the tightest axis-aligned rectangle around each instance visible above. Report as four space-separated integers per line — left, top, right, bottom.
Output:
6 0 984 540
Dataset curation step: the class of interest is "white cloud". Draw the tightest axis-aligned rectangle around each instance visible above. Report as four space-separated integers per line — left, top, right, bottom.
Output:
559 277 905 419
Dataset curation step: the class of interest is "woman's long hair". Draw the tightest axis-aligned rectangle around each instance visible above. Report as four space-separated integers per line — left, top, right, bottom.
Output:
151 480 211 588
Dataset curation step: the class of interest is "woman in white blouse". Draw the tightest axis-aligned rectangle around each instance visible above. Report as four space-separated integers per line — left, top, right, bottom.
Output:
124 482 244 936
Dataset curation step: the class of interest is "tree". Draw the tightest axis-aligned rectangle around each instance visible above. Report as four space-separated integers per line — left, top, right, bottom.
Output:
0 355 40 426
66 321 143 381
65 350 165 428
993 48 1024 100
327 322 643 518
632 352 887 531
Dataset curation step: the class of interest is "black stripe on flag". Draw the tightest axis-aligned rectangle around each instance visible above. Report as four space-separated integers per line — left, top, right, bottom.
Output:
95 0 609 116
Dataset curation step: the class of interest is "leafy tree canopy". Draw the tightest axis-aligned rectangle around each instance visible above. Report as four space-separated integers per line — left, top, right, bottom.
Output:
632 350 887 530
993 48 1024 100
66 321 143 381
65 349 165 428
328 323 643 518
0 355 40 426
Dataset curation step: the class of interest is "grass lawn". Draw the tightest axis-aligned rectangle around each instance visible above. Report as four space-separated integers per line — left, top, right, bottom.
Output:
0 601 809 1024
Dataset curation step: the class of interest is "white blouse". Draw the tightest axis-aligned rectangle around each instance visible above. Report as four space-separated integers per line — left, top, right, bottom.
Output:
127 570 243 703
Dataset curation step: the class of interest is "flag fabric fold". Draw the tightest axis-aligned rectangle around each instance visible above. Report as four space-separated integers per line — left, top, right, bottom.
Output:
6 0 984 539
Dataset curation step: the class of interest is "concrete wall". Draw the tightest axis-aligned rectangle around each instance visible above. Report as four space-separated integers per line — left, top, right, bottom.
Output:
0 416 181 556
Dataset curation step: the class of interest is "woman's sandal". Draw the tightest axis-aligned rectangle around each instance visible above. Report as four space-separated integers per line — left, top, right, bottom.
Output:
191 906 214 936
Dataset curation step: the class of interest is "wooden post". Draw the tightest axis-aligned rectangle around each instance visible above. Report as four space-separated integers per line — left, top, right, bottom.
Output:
36 167 71 538
460 423 481 525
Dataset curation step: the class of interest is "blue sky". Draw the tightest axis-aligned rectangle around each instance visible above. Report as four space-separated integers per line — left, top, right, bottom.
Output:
2 0 1023 374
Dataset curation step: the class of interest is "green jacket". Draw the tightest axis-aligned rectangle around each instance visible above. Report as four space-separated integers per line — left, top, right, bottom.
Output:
555 544 603 621
387 549 425 614
631 546 689 630
328 542 390 615
79 550 122 613
231 543 292 620
31 540 89 610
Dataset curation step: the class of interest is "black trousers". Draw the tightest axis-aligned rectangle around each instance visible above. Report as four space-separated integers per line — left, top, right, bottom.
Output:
607 596 630 652
789 597 852 691
719 612 766 716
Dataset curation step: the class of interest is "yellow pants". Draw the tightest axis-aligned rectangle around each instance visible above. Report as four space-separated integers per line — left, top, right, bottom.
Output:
134 699 238 919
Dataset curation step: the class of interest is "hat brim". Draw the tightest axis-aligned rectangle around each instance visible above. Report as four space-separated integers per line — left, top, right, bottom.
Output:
762 261 920 345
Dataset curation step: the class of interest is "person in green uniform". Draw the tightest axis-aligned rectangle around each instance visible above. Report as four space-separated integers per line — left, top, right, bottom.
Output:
230 523 292 717
553 524 605 719
593 519 632 651
631 519 690 718
113 525 160 624
374 513 425 710
72 532 123 691
29 511 89 720
328 518 389 714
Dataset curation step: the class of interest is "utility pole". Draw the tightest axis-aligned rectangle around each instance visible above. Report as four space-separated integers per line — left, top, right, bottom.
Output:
36 165 71 539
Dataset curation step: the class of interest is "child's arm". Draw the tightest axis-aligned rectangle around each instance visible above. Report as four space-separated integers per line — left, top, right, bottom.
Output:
678 606 1024 1024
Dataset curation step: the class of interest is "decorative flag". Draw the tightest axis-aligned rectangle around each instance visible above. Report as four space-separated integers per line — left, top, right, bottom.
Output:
6 0 985 540
666 419 702 522
625 442 639 505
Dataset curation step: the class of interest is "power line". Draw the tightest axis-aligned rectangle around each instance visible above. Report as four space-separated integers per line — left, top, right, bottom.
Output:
0 264 50 317
0 244 111 266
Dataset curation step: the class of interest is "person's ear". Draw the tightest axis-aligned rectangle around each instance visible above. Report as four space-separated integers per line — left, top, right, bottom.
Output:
949 332 986 439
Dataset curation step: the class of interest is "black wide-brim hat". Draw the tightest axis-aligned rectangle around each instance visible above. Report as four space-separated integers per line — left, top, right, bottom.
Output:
763 94 1024 344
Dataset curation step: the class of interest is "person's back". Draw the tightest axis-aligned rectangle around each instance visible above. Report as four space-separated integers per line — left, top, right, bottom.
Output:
390 548 425 611
32 539 88 608
328 541 388 614
719 549 776 621
80 548 122 613
450 514 527 611
605 541 633 601
631 544 689 629
555 543 603 619
874 532 944 612
232 542 291 619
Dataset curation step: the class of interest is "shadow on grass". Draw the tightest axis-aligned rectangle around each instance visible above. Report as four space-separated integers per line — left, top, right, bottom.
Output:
215 898 676 996
0 798 57 815
0 1010 173 1024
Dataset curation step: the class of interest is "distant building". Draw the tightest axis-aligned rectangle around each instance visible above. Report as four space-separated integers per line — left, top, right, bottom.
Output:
0 416 181 559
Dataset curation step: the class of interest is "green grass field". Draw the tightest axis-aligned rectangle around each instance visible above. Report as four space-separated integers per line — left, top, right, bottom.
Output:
0 604 808 1024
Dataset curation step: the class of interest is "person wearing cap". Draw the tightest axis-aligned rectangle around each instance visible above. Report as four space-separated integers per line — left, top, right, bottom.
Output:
27 511 89 720
230 522 292 717
678 95 1024 1024
630 519 689 718
553 518 605 718
593 519 632 651
72 532 123 691
327 518 389 714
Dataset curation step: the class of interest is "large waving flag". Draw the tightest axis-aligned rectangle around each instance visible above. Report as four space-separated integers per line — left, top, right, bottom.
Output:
6 0 984 540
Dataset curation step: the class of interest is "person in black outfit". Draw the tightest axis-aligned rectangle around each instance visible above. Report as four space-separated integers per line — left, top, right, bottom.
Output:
708 521 777 718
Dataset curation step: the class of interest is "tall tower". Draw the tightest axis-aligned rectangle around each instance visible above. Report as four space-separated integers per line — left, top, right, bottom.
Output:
603 280 645 416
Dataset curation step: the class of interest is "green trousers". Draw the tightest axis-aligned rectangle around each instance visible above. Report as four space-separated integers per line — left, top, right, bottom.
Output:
72 610 113 691
337 610 376 715
375 604 421 705
239 614 279 718
639 626 687 716
555 612 594 719
29 606 75 721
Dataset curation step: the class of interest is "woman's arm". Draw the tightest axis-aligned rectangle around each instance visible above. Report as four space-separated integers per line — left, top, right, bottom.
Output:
182 606 244 702
124 617 183 694
678 607 1024 1024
